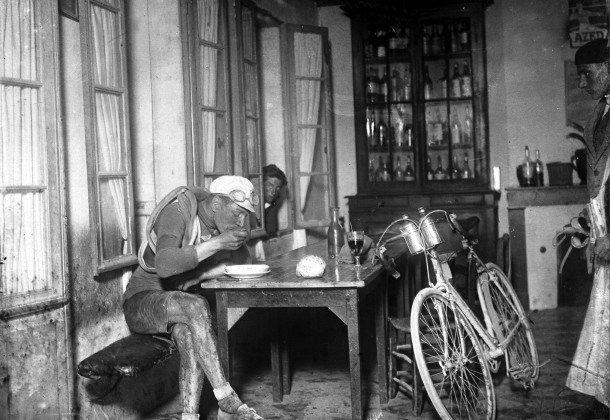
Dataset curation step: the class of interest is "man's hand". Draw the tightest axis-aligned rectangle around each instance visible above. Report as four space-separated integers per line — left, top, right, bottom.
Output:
593 234 610 261
213 228 249 251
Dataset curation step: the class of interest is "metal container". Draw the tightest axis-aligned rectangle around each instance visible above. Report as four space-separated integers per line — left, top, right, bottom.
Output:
420 216 444 249
399 220 425 255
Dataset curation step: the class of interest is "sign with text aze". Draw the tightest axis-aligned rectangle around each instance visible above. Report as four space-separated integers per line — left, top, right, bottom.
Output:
568 0 608 48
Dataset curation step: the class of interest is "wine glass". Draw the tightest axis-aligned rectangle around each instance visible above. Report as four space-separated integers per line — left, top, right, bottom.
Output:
346 230 367 270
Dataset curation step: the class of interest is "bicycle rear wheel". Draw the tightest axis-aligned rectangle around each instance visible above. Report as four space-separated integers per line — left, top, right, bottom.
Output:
411 288 495 420
477 262 539 388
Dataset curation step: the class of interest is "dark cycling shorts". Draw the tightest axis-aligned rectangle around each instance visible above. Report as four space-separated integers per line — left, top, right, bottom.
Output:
123 290 184 334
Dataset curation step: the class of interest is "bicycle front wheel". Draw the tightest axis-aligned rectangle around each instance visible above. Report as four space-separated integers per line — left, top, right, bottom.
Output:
478 262 539 388
411 288 495 420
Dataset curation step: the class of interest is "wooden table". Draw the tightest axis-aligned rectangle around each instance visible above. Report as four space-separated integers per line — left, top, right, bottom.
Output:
200 240 393 420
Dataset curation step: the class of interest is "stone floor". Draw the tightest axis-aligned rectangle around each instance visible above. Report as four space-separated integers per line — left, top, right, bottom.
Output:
150 306 609 420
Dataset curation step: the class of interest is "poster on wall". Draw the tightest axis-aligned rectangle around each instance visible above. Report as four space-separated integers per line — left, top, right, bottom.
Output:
568 0 608 47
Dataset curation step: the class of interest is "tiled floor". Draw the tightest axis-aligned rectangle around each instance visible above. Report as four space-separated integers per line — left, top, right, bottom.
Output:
150 306 609 420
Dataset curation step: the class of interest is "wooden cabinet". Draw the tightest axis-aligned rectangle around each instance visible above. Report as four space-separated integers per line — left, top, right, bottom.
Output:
346 1 498 263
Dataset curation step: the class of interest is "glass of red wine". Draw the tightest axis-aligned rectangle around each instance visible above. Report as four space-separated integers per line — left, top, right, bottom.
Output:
346 230 366 269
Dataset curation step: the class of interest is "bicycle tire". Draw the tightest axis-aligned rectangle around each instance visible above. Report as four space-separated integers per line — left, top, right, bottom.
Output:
477 262 539 388
411 288 496 420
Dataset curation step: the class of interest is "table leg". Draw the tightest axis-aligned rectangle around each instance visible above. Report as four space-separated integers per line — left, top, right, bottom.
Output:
216 291 231 379
270 309 284 402
346 290 363 420
280 309 291 394
375 277 389 404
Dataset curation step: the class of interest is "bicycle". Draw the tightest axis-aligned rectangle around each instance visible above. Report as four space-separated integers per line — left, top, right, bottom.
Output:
376 207 539 420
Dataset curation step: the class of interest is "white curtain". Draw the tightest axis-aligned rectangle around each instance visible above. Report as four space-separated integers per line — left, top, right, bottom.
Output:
0 0 49 294
91 5 128 254
294 33 322 213
199 0 219 173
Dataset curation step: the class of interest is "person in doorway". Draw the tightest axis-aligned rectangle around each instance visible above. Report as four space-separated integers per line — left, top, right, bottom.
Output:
567 38 610 410
123 176 264 420
262 164 287 235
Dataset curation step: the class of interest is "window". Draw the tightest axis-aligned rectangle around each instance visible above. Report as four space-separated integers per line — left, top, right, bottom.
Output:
81 0 136 273
0 0 66 314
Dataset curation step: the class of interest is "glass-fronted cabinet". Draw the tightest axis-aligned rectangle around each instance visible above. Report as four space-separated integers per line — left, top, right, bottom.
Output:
352 3 489 193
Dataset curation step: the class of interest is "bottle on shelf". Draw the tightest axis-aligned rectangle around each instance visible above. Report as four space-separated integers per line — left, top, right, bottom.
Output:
459 21 470 51
388 27 399 57
424 65 433 100
450 62 461 98
439 66 448 99
460 60 472 97
461 153 473 179
451 155 461 179
427 155 434 180
426 110 435 146
375 29 387 58
368 158 376 182
433 108 444 145
403 66 412 101
450 23 459 53
379 69 388 103
450 108 462 145
327 207 345 260
399 27 409 55
463 105 473 144
521 145 535 187
422 25 430 56
434 155 447 180
404 124 413 149
377 112 388 148
405 156 416 181
535 149 544 186
366 67 379 103
365 29 375 60
394 156 405 181
375 156 384 182
390 69 402 102
431 24 442 55
380 156 391 181
366 109 377 148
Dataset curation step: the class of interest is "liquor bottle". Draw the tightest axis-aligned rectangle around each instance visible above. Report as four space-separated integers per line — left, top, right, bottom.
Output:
398 27 409 55
439 66 448 99
451 155 461 179
450 109 462 145
434 156 447 180
427 155 434 180
388 27 399 57
461 153 472 179
450 23 459 53
404 124 413 149
450 62 461 98
376 156 384 182
368 158 376 182
378 113 388 148
380 156 391 182
367 109 377 148
366 67 379 103
426 110 435 146
405 156 416 181
459 22 470 51
376 30 387 58
394 156 405 181
364 29 375 60
433 108 444 145
522 146 535 187
422 26 430 56
460 60 472 97
390 69 402 101
379 69 388 103
424 65 433 100
403 66 412 101
463 105 473 144
431 24 442 55
327 207 345 260
534 149 544 186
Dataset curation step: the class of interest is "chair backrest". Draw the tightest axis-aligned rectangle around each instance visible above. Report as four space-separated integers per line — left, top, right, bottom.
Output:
496 233 511 282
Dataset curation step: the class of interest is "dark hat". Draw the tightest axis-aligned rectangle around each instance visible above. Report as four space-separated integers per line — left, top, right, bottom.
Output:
575 38 609 65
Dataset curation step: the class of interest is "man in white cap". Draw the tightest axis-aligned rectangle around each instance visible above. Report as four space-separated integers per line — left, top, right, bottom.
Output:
123 176 264 420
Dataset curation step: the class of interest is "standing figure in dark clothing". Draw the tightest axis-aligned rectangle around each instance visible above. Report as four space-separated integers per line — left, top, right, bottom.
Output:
124 176 264 420
567 38 610 409
262 164 287 235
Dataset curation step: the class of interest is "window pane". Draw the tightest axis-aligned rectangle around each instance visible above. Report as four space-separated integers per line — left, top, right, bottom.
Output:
198 0 221 44
297 174 330 222
201 110 229 173
1 0 37 80
199 46 226 108
296 79 322 125
95 92 125 173
1 192 50 295
1 86 45 186
91 5 123 88
241 7 255 61
99 178 131 260
244 62 258 117
297 128 327 173
293 33 322 78
246 118 259 172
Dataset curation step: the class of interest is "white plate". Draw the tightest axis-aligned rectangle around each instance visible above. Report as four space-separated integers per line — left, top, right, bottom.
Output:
224 264 270 275
223 270 270 279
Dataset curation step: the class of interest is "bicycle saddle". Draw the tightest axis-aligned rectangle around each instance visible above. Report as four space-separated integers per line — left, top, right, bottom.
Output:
448 213 480 241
